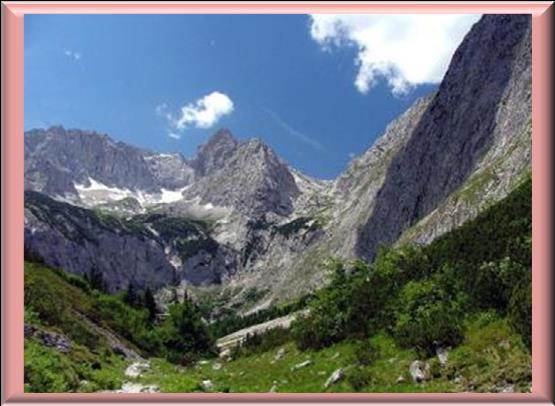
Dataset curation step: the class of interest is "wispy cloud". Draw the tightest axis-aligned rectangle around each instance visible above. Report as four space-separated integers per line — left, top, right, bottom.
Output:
309 14 480 95
266 109 324 151
64 49 82 61
156 92 234 139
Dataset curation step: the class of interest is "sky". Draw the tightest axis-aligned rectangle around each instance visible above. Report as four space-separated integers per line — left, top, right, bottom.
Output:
24 14 480 179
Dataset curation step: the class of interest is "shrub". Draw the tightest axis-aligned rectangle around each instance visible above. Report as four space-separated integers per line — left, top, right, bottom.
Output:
158 299 216 365
353 339 380 366
347 367 372 391
508 272 531 349
24 340 80 392
392 277 466 355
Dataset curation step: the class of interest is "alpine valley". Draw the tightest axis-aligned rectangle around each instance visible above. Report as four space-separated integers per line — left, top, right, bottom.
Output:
24 15 532 393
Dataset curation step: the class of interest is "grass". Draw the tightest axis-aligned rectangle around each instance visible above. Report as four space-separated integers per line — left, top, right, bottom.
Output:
24 333 128 393
131 312 529 393
24 261 144 392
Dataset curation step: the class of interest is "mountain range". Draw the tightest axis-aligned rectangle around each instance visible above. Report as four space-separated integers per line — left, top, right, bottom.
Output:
23 14 531 317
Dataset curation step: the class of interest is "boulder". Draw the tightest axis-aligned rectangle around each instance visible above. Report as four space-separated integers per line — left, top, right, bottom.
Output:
436 346 449 367
125 360 150 378
409 360 430 383
37 330 71 353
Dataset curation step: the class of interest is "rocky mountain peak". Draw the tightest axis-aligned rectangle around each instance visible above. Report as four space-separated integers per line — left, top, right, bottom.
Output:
193 128 239 176
354 14 531 259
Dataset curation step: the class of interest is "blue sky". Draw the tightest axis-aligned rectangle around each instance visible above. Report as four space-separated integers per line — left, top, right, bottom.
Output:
24 14 479 179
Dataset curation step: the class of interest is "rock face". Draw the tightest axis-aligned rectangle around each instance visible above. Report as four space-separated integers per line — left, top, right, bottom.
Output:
25 127 167 195
192 128 239 176
186 138 300 217
23 15 532 311
24 191 235 291
25 324 72 353
354 14 531 259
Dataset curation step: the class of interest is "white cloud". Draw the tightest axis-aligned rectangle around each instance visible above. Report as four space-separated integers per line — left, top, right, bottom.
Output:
176 91 234 130
157 92 234 139
64 50 82 61
309 14 481 95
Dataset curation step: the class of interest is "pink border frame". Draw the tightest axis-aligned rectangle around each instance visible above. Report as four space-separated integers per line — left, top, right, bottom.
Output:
1 1 552 404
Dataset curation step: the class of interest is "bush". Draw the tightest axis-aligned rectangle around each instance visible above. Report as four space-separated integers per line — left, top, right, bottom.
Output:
508 272 531 349
293 248 429 351
158 299 216 365
392 277 466 355
25 340 80 392
347 367 372 391
353 339 380 366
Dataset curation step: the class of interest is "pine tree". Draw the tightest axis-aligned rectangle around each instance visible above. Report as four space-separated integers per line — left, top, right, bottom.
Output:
87 265 107 292
124 282 139 307
143 287 157 323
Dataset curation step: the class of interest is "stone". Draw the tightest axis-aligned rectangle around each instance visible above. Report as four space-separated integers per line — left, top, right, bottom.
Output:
409 360 430 383
275 348 285 360
324 368 344 389
125 361 150 378
436 346 449 367
219 348 231 359
37 330 71 353
291 360 312 371
24 324 37 338
495 381 515 393
201 380 214 392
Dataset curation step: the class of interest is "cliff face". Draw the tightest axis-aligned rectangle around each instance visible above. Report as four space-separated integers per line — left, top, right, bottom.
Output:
354 15 531 259
23 15 532 312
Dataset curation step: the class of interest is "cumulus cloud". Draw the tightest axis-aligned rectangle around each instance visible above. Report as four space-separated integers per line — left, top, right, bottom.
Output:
309 14 481 95
157 92 234 139
175 91 234 130
64 49 82 61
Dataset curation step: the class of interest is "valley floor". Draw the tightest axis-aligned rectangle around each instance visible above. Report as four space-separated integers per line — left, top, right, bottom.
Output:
95 316 529 393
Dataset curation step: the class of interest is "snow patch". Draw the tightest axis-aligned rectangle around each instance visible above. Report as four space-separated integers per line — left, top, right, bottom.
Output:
159 187 188 204
74 177 189 208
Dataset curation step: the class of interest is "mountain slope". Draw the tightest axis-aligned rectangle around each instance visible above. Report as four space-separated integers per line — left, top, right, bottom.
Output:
23 15 532 314
354 14 531 259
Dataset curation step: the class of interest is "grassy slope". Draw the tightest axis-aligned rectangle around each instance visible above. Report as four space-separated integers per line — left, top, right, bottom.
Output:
133 313 529 393
24 262 136 392
24 259 531 393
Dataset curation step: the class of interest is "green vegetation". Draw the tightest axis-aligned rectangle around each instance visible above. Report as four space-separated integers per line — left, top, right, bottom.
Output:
209 294 312 339
24 262 215 392
293 175 531 354
24 175 531 393
129 311 529 392
273 216 322 238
